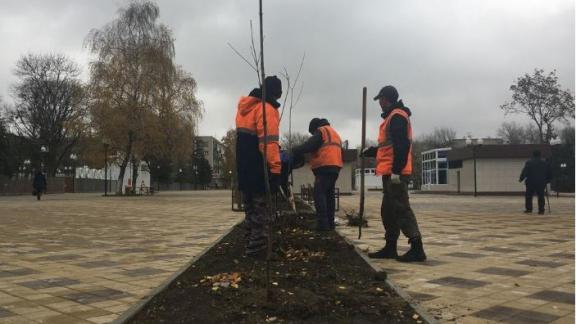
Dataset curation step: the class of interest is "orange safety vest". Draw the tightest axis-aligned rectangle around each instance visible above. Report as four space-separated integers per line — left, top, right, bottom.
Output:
236 96 281 174
310 126 344 170
375 109 413 176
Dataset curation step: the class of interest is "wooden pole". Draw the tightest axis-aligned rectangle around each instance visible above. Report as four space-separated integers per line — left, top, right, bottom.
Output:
358 87 367 239
257 0 274 301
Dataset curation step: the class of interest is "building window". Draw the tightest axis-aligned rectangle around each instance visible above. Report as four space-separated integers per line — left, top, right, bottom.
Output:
421 148 450 186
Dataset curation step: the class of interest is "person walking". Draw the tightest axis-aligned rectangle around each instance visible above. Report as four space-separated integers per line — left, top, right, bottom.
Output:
362 85 426 262
293 118 343 231
33 170 47 200
235 76 282 257
519 150 552 214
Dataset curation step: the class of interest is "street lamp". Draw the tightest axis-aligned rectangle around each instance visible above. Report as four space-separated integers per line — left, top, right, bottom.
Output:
466 137 483 197
178 168 183 191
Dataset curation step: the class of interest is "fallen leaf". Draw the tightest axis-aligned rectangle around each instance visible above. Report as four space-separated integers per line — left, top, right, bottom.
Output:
412 314 419 320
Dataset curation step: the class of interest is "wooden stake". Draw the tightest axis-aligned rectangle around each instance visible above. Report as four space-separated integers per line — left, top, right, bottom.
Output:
358 87 367 239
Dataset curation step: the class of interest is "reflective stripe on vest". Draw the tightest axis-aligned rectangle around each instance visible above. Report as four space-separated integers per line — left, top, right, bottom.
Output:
310 126 344 170
375 109 413 176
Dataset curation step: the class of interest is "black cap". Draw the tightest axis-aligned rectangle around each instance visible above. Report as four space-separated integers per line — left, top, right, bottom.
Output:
373 85 398 102
308 118 329 134
264 75 282 99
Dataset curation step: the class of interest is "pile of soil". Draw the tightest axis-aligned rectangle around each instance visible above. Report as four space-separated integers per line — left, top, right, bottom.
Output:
128 209 424 323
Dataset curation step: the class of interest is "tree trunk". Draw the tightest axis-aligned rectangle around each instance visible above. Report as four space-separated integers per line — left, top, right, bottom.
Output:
131 156 139 194
117 132 134 194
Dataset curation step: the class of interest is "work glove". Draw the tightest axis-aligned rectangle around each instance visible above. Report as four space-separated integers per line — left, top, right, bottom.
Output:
390 173 401 184
269 174 281 193
360 146 377 158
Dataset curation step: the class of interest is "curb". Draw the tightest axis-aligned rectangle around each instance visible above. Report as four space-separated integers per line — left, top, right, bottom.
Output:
338 233 439 324
112 220 242 324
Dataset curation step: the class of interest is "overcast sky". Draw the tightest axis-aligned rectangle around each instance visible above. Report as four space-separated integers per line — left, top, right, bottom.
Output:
0 0 574 146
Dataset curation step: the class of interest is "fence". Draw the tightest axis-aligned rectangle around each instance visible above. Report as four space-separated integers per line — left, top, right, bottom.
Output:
0 176 118 195
0 176 65 195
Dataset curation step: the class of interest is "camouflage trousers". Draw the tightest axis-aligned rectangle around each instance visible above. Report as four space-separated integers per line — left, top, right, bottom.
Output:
242 192 270 255
381 175 422 241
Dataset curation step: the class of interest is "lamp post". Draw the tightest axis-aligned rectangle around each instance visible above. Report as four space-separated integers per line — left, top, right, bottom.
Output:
178 168 183 191
193 165 198 190
558 162 567 198
103 141 110 196
40 145 48 173
228 170 233 189
23 159 31 178
70 154 77 193
465 137 483 197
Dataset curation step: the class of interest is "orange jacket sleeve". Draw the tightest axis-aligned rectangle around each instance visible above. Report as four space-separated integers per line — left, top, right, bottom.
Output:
256 103 281 174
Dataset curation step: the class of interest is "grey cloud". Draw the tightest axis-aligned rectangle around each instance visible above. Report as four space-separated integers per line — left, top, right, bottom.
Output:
0 0 573 145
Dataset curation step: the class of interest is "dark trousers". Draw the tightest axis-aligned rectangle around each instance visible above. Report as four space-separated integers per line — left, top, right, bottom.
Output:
381 175 421 241
525 185 545 213
314 173 339 230
242 192 268 254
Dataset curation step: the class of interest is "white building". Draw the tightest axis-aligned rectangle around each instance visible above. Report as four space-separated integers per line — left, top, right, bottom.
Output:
422 143 552 194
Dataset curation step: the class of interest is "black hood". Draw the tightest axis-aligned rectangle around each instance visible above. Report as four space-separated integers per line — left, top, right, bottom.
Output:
308 118 330 134
381 100 412 119
248 88 281 109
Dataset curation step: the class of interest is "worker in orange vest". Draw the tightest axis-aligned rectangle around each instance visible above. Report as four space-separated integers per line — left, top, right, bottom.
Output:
293 118 343 231
362 85 426 262
235 76 282 257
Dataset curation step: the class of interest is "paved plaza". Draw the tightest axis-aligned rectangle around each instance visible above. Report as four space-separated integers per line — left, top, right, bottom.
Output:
0 191 573 324
0 192 242 324
338 192 575 324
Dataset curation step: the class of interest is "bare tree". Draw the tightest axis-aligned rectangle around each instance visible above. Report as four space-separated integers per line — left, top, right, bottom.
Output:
497 121 527 144
419 127 457 148
280 131 309 148
9 53 86 176
501 69 575 144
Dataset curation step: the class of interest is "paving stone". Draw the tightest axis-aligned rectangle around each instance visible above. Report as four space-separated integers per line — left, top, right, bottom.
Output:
527 290 575 304
480 247 520 253
18 278 80 289
76 260 119 268
516 260 566 268
475 267 530 277
471 305 560 323
428 276 489 289
444 252 488 259
0 306 15 318
36 254 84 261
121 267 167 277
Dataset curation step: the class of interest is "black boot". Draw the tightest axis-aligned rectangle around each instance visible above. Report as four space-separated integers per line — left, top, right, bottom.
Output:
397 238 426 262
368 240 398 259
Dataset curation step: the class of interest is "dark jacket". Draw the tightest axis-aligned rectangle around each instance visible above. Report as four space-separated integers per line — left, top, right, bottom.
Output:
520 157 552 188
382 100 412 174
235 88 281 194
293 120 341 176
33 173 47 191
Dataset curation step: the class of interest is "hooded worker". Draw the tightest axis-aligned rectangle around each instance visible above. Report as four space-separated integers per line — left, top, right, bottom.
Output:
293 118 343 231
361 85 426 262
235 75 282 257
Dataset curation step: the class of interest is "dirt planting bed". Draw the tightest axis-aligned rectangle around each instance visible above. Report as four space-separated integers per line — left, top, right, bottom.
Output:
125 210 426 323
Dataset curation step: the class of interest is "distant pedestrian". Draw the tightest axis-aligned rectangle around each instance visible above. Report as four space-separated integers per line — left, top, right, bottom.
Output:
519 150 552 214
293 118 343 231
33 170 47 200
362 85 426 262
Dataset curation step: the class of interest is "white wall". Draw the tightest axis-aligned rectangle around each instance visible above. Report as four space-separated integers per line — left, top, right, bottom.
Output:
447 158 526 193
292 162 354 194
